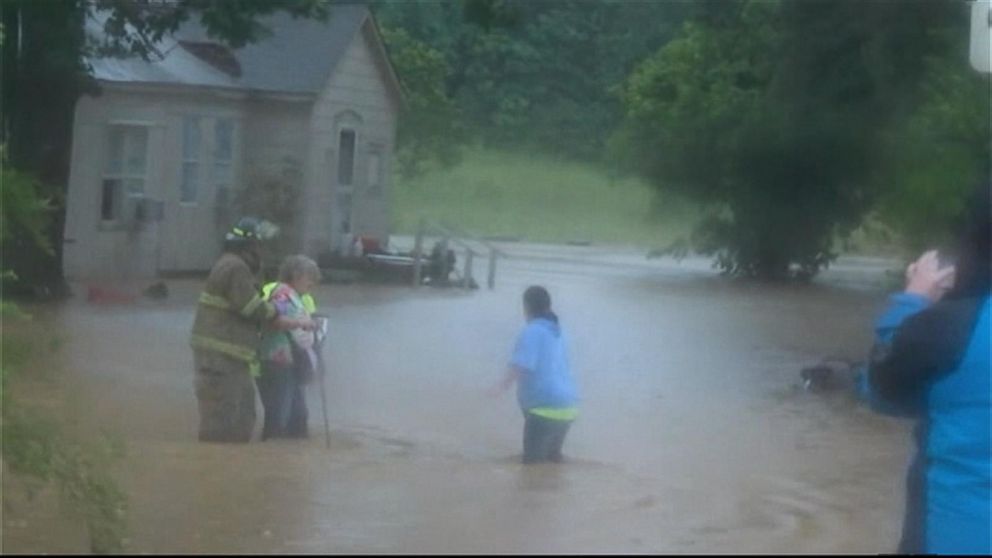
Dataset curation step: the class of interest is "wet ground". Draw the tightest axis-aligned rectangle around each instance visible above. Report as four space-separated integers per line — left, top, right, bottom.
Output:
2 245 913 554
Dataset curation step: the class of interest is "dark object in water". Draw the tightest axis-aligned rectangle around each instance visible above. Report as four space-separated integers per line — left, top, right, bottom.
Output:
426 241 457 286
800 357 859 393
143 281 169 300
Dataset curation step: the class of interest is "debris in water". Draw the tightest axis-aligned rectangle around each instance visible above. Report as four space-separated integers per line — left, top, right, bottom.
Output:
143 281 169 300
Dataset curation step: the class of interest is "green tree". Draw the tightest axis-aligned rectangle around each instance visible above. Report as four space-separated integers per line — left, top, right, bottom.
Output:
2 155 127 554
379 27 466 179
373 0 692 161
1 160 55 306
234 156 306 280
0 0 328 294
613 0 965 280
873 46 991 253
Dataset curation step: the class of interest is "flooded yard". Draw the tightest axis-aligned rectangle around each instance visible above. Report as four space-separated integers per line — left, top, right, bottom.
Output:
2 245 912 554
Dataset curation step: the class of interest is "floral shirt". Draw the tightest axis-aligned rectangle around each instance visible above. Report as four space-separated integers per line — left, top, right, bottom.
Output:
259 283 315 368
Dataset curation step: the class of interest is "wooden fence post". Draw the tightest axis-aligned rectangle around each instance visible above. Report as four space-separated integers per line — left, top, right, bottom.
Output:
463 250 474 289
412 218 425 288
487 249 497 290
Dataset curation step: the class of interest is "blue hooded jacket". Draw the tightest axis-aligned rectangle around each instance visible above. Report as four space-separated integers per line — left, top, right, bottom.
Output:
865 292 991 554
511 317 578 411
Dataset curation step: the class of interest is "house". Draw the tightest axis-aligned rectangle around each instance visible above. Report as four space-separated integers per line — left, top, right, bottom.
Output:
62 3 403 280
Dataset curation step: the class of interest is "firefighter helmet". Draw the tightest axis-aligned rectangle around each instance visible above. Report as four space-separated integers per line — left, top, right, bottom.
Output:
225 217 279 243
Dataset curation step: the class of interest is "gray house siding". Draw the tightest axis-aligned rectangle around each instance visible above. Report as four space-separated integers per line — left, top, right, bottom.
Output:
306 20 399 254
63 6 402 280
63 92 167 279
63 87 250 278
243 100 311 183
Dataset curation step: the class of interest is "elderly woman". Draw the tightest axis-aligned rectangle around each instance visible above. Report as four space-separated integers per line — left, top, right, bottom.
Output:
257 255 321 440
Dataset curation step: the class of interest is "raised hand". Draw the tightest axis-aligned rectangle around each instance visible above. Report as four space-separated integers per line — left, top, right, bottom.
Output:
905 250 956 302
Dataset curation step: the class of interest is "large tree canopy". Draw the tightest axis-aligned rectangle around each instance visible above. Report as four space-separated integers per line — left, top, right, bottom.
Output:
872 46 991 253
379 26 466 179
612 0 978 280
373 0 693 160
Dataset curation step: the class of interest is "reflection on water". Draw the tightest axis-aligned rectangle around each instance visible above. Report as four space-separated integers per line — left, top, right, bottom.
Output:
2 252 911 553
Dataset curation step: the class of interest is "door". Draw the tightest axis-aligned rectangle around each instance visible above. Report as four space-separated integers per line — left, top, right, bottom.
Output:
332 127 357 251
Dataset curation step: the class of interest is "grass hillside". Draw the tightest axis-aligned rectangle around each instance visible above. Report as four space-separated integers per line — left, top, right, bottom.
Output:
392 149 697 248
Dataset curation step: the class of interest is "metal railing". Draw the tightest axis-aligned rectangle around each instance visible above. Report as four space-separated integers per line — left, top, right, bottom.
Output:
411 219 508 290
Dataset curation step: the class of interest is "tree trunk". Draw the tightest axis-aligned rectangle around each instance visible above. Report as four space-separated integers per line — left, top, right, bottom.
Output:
2 0 93 296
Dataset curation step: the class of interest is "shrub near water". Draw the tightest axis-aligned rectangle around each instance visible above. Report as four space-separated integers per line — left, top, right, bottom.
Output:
2 163 127 554
393 149 697 247
1 312 128 555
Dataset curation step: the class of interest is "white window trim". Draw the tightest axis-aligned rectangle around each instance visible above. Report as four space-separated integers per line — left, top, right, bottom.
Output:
100 124 149 227
212 118 236 198
337 126 359 191
180 115 202 206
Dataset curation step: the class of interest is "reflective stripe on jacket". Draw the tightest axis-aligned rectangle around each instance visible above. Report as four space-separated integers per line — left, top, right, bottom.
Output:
190 252 275 377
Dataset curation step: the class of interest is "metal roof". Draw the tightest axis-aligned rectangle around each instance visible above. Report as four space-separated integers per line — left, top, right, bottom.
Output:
86 3 371 96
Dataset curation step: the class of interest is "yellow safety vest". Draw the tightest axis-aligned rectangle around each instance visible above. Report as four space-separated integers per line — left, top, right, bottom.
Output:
528 407 579 421
262 282 316 314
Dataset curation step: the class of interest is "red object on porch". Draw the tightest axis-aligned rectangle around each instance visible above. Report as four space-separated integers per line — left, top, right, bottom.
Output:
86 285 137 305
358 236 383 254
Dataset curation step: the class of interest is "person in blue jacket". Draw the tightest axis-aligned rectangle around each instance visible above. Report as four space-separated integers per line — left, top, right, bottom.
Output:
862 184 990 554
491 285 579 464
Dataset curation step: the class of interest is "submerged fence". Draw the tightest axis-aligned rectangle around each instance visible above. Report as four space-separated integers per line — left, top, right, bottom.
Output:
411 219 508 290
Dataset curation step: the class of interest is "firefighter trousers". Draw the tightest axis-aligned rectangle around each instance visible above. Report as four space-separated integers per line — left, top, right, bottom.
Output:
194 351 256 443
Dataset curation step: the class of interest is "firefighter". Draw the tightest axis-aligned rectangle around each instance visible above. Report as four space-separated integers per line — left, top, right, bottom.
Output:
190 217 312 443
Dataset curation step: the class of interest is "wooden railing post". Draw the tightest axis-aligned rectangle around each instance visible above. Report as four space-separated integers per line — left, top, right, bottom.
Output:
487 248 497 290
412 218 425 288
463 249 474 289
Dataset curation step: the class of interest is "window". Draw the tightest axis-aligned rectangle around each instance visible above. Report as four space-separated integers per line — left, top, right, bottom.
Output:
337 129 356 186
101 125 148 222
213 118 235 208
181 116 201 203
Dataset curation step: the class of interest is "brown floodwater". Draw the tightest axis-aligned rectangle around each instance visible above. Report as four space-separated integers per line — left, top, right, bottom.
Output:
2 245 912 554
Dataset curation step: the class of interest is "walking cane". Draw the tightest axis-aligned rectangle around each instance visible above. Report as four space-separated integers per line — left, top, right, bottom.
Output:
313 314 332 449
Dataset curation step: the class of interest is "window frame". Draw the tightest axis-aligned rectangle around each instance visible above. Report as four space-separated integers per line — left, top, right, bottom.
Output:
100 124 150 226
180 115 202 205
212 117 236 212
337 128 357 188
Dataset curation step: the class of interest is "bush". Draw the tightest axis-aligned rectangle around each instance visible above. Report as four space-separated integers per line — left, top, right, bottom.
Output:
234 157 305 279
1 162 127 553
0 164 63 297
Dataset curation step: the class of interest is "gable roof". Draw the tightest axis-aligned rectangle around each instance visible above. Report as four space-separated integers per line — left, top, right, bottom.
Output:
87 3 399 99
